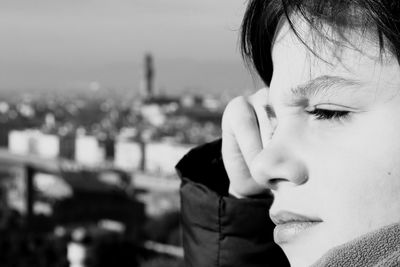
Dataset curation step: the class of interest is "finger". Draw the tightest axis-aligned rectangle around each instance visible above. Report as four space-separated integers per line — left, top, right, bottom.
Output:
222 129 267 197
222 95 268 197
222 96 263 167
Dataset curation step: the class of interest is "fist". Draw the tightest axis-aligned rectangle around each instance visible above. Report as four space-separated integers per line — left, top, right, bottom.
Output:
221 88 275 198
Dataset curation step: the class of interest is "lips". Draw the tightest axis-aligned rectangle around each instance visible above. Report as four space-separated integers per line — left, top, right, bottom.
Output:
270 211 323 244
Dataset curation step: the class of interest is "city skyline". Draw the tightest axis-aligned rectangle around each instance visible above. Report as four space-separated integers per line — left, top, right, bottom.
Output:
0 0 262 94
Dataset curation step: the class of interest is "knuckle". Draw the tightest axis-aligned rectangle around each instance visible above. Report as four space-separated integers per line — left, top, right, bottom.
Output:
223 96 254 122
224 96 248 115
222 96 248 128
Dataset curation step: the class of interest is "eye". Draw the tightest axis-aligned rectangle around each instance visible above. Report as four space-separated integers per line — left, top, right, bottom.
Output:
306 108 351 121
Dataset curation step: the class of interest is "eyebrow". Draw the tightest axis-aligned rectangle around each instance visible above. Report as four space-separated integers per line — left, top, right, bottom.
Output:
265 75 363 117
290 75 362 100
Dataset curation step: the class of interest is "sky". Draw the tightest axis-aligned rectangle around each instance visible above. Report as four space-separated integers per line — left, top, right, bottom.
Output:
0 0 261 95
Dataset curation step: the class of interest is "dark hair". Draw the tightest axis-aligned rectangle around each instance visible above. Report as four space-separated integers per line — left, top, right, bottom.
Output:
241 0 400 86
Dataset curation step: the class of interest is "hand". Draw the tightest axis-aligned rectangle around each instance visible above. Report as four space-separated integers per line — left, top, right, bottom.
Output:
221 88 274 198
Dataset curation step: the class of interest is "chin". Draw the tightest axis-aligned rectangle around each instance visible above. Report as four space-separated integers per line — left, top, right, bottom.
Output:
282 246 319 267
279 237 332 267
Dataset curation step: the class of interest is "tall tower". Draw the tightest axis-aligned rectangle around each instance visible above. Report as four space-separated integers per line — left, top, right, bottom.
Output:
141 53 154 99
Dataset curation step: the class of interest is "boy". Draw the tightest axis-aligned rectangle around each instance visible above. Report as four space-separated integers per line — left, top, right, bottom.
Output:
177 0 400 266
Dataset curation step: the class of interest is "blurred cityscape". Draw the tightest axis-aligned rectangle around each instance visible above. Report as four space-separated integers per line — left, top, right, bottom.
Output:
0 53 228 267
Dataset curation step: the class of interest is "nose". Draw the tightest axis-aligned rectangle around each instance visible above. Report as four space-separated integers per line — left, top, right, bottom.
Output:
249 132 308 191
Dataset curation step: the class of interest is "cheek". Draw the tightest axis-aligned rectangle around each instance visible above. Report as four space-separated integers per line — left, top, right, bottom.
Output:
307 116 400 235
304 148 400 250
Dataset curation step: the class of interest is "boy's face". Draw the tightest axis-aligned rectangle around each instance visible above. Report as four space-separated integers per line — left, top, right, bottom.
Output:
256 18 400 266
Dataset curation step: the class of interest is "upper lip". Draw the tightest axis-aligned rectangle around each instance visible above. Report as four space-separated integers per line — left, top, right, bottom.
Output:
270 211 323 225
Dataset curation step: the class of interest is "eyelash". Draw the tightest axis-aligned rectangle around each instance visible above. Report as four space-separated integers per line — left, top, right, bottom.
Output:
306 109 351 121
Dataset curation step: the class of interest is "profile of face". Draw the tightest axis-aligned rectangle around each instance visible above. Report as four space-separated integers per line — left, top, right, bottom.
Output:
249 16 400 266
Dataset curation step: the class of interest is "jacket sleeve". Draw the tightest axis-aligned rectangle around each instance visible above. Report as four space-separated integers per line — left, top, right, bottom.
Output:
176 139 289 267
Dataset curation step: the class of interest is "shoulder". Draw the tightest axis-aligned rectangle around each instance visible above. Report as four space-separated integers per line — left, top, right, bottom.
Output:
176 139 229 195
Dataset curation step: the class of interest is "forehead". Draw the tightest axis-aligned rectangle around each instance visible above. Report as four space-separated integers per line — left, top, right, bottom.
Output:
270 18 400 97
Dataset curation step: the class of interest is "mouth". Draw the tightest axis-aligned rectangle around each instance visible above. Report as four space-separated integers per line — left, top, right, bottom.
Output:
270 211 323 244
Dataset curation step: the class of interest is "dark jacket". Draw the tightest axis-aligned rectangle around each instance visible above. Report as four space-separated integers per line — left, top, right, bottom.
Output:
176 139 289 267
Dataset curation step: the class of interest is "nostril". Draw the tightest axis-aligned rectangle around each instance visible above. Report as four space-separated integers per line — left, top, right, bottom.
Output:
267 178 287 190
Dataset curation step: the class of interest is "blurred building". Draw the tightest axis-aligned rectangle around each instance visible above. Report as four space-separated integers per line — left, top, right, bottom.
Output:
140 53 155 99
8 130 59 158
8 130 31 155
75 135 105 166
146 142 192 175
114 140 141 171
34 133 60 158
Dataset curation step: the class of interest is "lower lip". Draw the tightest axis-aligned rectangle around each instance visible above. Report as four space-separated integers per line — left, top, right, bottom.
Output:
274 221 321 244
